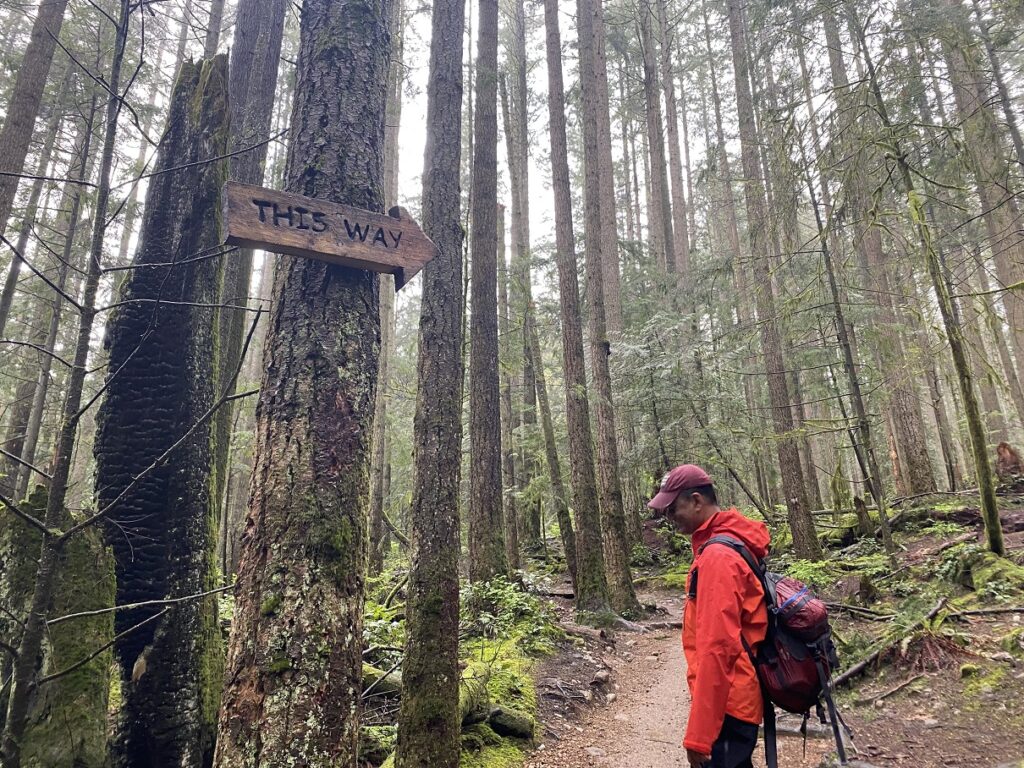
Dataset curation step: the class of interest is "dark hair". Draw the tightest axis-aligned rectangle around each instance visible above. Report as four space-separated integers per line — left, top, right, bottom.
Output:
689 484 717 505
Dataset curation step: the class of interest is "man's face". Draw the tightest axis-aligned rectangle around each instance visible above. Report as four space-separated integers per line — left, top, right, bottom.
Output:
663 492 704 535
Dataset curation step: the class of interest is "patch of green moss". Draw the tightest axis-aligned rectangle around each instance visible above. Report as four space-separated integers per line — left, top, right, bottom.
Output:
1000 628 1024 658
260 593 283 616
962 664 1005 708
462 638 537 714
267 655 291 674
361 725 397 765
460 739 525 768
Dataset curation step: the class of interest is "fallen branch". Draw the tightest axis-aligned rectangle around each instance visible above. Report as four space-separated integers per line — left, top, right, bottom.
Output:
946 606 1024 620
645 620 682 630
558 622 610 643
856 673 924 706
825 602 896 622
384 574 408 609
833 597 946 688
380 508 409 548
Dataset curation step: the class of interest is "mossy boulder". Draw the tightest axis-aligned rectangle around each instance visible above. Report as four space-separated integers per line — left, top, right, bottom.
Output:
360 725 397 765
488 705 535 739
956 550 1024 592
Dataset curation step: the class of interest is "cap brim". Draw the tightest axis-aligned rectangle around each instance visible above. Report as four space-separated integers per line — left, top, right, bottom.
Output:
647 489 679 510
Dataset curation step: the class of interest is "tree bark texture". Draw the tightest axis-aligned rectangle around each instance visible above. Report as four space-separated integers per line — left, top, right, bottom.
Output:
725 0 820 559
542 0 611 615
394 0 464 754
0 0 71 242
467 0 508 584
94 56 229 768
214 0 390 761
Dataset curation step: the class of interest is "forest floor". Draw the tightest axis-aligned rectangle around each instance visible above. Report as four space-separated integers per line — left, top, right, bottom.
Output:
523 492 1024 768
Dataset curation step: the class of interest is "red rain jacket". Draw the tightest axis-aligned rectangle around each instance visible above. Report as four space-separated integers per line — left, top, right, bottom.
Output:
682 508 770 754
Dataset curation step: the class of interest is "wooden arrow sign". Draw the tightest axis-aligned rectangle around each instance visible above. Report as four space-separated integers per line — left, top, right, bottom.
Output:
222 181 437 289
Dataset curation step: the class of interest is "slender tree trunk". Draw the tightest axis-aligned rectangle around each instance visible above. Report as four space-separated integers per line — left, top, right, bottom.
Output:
497 203 520 571
467 0 507 583
204 0 226 56
369 0 404 575
13 104 97 502
941 3 1024 394
577 0 641 616
847 1 1004 555
639 3 674 273
656 0 690 277
212 0 289 549
0 4 130 763
969 0 1024 168
214 0 391 761
0 63 71 339
0 0 71 241
725 0 819 559
394 0 465 750
542 0 611 616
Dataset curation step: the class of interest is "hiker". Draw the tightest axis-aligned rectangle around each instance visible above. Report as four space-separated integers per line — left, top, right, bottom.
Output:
648 464 770 768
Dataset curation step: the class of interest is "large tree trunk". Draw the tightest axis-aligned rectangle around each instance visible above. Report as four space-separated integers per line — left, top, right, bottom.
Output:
577 0 641 616
725 0 819 559
0 0 71 241
213 0 391 761
467 0 507 583
542 0 611 616
95 56 229 768
393 0 465 752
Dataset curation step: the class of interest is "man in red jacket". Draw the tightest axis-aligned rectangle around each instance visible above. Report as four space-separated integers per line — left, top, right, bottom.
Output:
648 464 769 768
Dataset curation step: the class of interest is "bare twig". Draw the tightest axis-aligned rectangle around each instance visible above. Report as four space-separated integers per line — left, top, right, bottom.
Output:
0 491 56 536
37 608 169 686
47 584 236 626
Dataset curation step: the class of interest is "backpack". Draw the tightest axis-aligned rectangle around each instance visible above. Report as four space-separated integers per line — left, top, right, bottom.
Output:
698 535 850 768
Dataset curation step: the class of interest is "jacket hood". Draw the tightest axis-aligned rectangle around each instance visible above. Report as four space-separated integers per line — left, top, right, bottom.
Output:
691 507 770 560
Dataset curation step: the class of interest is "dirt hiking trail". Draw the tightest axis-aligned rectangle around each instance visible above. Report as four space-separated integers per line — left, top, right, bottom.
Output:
525 592 833 768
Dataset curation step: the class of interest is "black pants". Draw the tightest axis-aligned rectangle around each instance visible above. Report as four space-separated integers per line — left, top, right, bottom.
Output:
708 715 758 768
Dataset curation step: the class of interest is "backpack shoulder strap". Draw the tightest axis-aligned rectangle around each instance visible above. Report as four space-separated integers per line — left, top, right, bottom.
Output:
698 535 768 590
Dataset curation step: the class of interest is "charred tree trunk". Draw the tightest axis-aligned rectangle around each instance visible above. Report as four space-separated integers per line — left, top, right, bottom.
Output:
393 0 465 752
214 0 391 761
95 56 229 768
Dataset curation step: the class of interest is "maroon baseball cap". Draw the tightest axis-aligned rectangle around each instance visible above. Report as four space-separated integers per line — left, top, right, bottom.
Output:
647 464 713 510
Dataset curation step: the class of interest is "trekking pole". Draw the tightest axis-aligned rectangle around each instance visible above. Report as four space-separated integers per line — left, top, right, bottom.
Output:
815 655 849 766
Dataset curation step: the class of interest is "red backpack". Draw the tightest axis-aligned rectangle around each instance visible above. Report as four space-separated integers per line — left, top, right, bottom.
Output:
699 535 850 767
